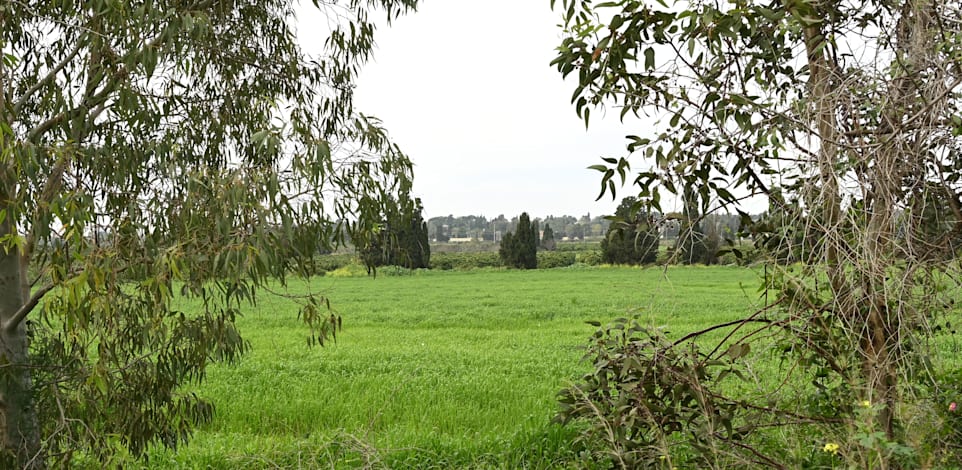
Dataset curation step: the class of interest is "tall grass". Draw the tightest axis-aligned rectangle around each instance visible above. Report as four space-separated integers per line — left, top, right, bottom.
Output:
147 266 765 468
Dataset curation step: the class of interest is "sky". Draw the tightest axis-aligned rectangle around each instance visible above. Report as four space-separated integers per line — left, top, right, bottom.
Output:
300 1 649 220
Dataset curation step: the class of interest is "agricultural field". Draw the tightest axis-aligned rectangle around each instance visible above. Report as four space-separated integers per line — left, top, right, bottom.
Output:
146 265 767 468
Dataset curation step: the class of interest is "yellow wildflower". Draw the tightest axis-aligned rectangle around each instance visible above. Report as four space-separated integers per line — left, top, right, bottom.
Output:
823 442 840 455
860 400 872 408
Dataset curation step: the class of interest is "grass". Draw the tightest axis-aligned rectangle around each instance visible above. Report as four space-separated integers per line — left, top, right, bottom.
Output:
146 265 767 468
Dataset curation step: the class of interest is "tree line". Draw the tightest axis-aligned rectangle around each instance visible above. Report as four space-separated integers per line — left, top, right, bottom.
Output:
428 213 612 242
366 197 780 270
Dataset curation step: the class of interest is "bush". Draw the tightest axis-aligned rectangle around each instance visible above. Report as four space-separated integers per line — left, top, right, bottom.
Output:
575 250 603 266
430 252 502 270
556 241 602 251
326 262 370 277
557 318 761 468
718 251 739 265
930 366 962 463
537 251 576 269
314 253 356 272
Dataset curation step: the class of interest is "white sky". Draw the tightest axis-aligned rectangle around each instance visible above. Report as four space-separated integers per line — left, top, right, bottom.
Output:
300 1 650 220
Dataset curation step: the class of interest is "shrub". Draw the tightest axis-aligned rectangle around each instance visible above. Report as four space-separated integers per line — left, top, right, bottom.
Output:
314 253 356 272
360 197 431 269
326 262 370 278
575 250 603 266
558 318 783 468
537 251 576 269
430 252 502 270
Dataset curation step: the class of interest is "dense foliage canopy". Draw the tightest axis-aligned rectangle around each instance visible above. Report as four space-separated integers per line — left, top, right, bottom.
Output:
0 0 417 466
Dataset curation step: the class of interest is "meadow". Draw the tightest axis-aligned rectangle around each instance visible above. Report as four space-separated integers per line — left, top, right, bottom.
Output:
144 265 767 468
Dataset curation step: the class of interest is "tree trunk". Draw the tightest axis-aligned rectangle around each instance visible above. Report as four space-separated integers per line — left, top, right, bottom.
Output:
0 215 42 468
801 3 900 440
0 9 41 464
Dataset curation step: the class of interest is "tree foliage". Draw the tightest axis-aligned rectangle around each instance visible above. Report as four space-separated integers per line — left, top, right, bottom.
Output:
361 195 431 269
553 0 962 465
0 0 418 466
499 212 538 269
541 223 557 251
600 197 659 265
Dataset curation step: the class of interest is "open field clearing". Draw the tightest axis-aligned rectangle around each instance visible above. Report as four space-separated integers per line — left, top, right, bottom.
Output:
145 266 765 468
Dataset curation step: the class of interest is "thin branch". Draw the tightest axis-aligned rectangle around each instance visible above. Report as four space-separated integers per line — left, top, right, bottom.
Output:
12 40 85 116
670 299 782 348
25 70 120 142
725 439 788 470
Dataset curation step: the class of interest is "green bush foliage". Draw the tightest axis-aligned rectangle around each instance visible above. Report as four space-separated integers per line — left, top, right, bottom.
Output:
314 253 357 273
536 251 576 269
557 318 770 468
429 251 587 270
556 242 602 252
575 250 604 266
430 252 503 270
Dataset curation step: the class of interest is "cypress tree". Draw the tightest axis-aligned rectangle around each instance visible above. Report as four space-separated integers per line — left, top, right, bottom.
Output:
499 212 538 269
499 232 514 265
542 224 556 250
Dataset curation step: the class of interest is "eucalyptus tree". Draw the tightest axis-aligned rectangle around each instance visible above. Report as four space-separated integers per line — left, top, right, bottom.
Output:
553 0 962 466
0 0 418 466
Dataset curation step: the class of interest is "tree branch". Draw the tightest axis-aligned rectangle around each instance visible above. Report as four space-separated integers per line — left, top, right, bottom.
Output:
25 69 121 142
3 282 56 333
671 298 782 349
12 40 85 116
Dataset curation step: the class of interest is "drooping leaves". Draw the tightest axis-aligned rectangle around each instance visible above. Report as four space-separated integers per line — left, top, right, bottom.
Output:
0 0 419 464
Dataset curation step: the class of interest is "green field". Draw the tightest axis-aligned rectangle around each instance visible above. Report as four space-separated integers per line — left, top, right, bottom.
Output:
146 266 766 468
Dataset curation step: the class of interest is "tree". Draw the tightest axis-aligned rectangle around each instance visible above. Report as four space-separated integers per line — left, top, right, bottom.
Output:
677 186 709 265
601 197 658 264
0 0 418 466
554 0 962 465
541 223 557 251
361 195 431 269
752 188 815 264
498 231 514 264
499 212 537 269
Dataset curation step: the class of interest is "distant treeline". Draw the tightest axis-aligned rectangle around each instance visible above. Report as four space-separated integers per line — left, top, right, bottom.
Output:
345 199 801 272
426 212 745 243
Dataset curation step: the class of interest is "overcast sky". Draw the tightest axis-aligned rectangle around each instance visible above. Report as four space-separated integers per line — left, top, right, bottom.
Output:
313 1 647 220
